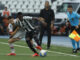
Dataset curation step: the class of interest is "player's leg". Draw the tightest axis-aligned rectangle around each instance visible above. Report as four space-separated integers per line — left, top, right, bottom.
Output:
39 27 45 46
76 28 80 51
7 31 23 56
33 34 42 50
25 32 39 56
8 38 20 56
47 27 51 49
71 39 77 53
33 33 40 46
76 41 80 51
70 26 77 53
26 38 39 56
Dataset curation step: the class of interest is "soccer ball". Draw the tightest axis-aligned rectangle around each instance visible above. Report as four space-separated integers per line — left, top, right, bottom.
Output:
39 50 47 57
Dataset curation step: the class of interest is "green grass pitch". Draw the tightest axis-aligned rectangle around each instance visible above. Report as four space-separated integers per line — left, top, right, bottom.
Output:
0 38 80 60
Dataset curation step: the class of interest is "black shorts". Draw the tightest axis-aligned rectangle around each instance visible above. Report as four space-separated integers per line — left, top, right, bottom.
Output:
25 30 38 40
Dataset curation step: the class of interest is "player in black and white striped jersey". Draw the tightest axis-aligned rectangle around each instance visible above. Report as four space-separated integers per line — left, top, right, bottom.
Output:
16 17 35 32
15 12 42 57
7 13 42 56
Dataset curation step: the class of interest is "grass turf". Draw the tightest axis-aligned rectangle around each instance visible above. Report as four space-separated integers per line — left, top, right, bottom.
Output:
0 38 80 60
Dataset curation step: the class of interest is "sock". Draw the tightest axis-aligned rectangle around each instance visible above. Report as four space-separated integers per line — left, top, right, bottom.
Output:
26 40 38 53
33 41 38 47
33 40 42 50
71 39 76 49
34 36 40 46
76 41 79 49
9 43 15 53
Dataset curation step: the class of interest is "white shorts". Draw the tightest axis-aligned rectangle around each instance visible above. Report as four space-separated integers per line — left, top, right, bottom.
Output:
12 29 26 39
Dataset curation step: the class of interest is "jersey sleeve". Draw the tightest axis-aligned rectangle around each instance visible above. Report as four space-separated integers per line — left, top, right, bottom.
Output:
13 19 17 24
23 16 33 20
8 24 13 33
75 12 80 18
13 19 20 26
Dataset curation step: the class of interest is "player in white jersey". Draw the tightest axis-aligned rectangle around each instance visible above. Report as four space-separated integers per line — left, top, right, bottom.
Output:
7 16 26 56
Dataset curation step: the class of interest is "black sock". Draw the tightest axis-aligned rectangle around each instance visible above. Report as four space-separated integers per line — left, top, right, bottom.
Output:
34 36 40 46
26 40 38 54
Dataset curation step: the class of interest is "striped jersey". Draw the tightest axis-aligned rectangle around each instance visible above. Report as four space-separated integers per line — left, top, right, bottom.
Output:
15 16 35 32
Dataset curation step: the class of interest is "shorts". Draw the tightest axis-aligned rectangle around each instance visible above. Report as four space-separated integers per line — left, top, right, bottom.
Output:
25 30 38 40
12 30 26 39
25 31 34 40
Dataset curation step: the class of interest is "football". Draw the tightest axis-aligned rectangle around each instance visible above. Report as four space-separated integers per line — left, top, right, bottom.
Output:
39 50 47 57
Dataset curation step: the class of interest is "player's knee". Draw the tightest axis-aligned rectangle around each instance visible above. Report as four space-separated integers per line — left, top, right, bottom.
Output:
8 39 13 43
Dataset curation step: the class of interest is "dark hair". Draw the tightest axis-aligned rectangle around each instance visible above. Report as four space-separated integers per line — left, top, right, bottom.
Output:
8 16 13 20
68 5 73 8
17 12 23 17
17 12 22 16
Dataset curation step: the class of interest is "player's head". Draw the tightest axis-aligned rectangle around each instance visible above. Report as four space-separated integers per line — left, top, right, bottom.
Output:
67 5 73 13
8 16 14 24
17 12 23 21
45 1 50 9
5 7 7 11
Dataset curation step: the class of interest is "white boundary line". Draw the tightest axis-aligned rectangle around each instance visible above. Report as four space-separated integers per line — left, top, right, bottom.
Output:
0 42 79 57
0 53 75 57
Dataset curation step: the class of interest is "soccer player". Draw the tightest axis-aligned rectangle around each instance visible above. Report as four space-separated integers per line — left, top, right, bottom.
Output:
67 5 80 53
8 12 42 56
7 16 26 56
16 12 43 56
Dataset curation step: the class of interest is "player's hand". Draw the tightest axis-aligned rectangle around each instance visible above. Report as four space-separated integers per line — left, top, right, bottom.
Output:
51 24 54 29
40 17 45 21
38 17 45 21
42 21 47 27
75 26 79 29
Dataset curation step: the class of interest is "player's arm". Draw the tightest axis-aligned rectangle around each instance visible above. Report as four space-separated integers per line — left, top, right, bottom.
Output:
23 16 47 26
74 13 80 29
38 10 45 22
10 27 19 36
66 18 70 27
51 10 55 28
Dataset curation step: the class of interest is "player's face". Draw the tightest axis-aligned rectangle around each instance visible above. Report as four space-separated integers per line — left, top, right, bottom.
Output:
18 15 23 21
67 8 73 13
45 1 49 8
9 18 14 24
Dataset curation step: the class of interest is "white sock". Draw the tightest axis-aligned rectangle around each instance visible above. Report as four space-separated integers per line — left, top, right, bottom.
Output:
33 41 38 47
9 43 15 53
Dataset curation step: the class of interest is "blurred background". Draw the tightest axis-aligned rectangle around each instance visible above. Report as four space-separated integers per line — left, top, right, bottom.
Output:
0 0 80 47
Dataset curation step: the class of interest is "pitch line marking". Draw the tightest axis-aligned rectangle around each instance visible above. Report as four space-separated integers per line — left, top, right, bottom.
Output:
0 42 79 57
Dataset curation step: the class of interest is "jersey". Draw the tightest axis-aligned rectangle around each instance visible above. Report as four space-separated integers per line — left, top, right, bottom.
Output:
8 19 18 34
8 19 26 39
8 23 13 33
16 16 35 32
67 12 80 26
